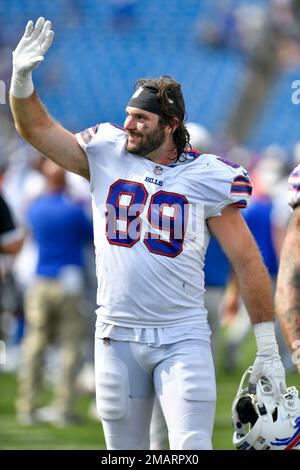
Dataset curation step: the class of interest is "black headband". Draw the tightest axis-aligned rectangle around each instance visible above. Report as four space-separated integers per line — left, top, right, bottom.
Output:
127 85 163 115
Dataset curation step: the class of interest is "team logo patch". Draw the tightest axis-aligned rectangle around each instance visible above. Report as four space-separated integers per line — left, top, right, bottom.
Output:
154 165 163 175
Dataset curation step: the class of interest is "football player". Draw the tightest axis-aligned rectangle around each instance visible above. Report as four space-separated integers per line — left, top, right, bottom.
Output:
10 18 286 449
276 165 300 374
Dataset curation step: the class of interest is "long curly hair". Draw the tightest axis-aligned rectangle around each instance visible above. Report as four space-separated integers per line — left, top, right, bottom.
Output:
133 76 191 161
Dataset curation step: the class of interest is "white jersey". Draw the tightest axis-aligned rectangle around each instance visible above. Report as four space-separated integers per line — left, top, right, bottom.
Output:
288 165 300 209
76 123 252 328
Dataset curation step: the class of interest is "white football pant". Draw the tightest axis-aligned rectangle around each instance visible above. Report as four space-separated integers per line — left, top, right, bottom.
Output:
95 337 216 450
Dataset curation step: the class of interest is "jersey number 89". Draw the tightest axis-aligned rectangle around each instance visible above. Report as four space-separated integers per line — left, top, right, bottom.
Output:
106 179 189 258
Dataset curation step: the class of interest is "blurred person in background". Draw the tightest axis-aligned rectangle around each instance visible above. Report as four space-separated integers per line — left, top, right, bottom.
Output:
2 144 96 411
10 18 286 450
1 149 53 372
0 159 24 256
0 165 24 343
0 195 23 256
16 159 93 426
276 163 300 374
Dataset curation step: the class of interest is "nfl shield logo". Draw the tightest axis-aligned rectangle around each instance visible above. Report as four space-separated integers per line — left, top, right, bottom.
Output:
154 165 163 175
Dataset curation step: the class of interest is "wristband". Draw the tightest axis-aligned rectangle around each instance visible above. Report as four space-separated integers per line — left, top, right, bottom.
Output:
253 321 279 354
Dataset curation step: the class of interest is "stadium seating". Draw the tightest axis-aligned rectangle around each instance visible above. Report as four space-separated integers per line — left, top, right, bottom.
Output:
1 0 300 151
248 71 300 152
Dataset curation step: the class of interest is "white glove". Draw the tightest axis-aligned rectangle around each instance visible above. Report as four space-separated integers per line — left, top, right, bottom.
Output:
10 17 54 99
249 322 286 402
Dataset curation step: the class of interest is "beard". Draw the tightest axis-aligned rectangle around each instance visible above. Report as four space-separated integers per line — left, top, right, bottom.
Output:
126 122 165 157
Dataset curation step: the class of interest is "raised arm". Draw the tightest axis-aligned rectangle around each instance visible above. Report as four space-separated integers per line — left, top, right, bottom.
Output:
207 205 286 398
9 18 89 179
275 206 300 372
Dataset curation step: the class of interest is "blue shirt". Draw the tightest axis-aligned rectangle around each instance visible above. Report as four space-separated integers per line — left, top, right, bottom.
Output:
204 236 230 287
244 197 278 277
27 192 93 278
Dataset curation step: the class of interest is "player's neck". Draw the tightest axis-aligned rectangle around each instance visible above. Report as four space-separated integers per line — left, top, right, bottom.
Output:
145 141 177 166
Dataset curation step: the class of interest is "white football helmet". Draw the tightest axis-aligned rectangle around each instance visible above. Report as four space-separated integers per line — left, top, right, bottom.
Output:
232 366 300 450
186 122 212 154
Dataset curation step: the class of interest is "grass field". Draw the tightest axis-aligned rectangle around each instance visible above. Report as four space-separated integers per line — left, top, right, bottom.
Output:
0 335 299 450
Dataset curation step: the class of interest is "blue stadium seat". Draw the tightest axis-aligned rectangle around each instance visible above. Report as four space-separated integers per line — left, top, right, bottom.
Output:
3 0 298 151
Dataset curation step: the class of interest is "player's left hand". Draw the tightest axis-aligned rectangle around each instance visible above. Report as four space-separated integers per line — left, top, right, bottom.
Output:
249 351 286 401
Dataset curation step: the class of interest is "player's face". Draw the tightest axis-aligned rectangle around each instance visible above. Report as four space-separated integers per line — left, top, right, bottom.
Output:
124 107 166 156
